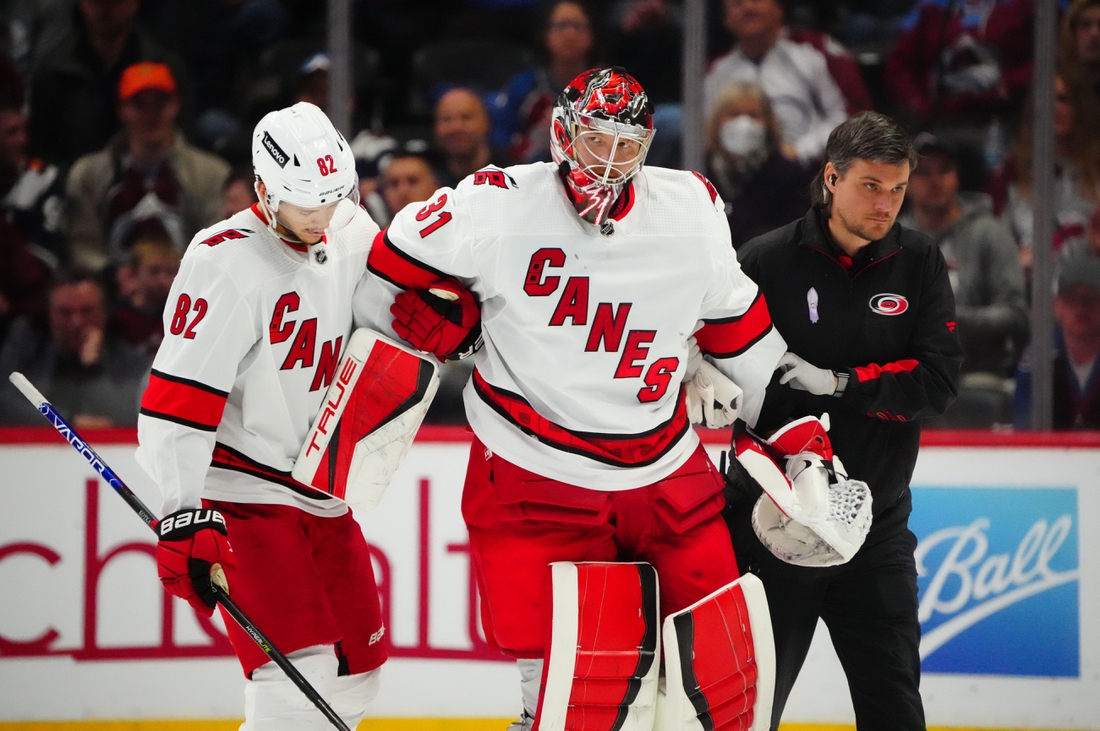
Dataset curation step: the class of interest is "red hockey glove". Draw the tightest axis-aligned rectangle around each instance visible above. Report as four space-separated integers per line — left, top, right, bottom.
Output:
155 508 235 617
391 279 481 361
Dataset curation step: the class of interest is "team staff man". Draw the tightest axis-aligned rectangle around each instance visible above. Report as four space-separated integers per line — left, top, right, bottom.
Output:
731 111 962 730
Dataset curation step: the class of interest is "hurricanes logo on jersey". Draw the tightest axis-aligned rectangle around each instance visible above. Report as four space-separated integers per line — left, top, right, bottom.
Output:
869 293 909 316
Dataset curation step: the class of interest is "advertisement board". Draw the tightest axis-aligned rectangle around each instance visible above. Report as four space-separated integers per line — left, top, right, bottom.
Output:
1 430 1098 728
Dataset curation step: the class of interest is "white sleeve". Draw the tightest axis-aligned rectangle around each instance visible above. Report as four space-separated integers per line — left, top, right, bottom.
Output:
696 192 786 427
357 186 480 333
792 47 849 164
135 254 259 514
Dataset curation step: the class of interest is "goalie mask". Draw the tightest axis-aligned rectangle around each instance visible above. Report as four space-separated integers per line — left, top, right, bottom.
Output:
252 101 359 241
550 67 655 225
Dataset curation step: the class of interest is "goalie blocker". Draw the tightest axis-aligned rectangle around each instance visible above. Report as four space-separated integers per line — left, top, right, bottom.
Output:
291 329 439 510
534 563 772 731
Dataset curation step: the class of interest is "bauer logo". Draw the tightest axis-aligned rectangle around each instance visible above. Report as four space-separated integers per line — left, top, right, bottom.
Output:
262 131 289 168
910 487 1080 677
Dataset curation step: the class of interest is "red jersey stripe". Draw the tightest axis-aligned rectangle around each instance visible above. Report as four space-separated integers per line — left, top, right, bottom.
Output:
140 370 229 432
853 359 921 382
211 442 331 501
472 370 690 468
695 292 774 358
367 230 451 290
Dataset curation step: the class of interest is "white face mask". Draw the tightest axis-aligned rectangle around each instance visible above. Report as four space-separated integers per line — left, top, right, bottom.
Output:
719 115 766 158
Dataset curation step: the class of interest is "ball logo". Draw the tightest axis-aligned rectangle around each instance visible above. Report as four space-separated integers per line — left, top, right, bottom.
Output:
910 487 1079 677
869 293 909 316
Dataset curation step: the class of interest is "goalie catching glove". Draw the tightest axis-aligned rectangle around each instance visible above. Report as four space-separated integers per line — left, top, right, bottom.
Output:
391 279 481 361
684 336 742 428
733 415 872 566
155 508 235 616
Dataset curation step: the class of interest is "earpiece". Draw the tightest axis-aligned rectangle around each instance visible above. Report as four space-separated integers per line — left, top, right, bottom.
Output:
829 175 837 185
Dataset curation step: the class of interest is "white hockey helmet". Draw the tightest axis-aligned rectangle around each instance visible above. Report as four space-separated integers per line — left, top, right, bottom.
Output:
252 102 358 213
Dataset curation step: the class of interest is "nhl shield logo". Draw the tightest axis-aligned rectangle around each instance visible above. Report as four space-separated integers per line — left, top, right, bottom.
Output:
315 248 328 264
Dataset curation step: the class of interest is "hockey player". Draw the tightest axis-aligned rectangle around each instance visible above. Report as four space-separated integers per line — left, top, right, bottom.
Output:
359 67 787 729
137 102 387 728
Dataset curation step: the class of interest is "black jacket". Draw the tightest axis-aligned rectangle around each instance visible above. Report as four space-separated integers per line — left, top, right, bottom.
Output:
739 208 962 539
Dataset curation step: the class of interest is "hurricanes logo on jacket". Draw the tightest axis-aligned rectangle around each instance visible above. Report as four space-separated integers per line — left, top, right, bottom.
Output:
869 293 909 316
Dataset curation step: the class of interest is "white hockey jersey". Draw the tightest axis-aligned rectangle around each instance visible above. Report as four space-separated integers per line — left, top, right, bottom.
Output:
136 202 382 515
358 162 786 490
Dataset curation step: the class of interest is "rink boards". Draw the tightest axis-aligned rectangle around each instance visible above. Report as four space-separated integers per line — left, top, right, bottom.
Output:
0 428 1097 729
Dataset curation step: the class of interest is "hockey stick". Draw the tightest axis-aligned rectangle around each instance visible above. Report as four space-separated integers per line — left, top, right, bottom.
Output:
8 372 352 731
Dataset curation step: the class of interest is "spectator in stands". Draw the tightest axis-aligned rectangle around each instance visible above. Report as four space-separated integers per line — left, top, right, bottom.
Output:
221 165 257 219
0 268 148 426
885 0 1035 129
705 80 809 249
433 87 498 187
159 0 289 155
1060 203 1100 262
704 0 871 166
382 150 442 218
0 88 66 267
988 73 1100 274
294 51 334 109
27 0 191 168
901 134 1028 427
65 61 229 273
0 213 52 345
492 0 597 164
1061 0 1100 91
600 0 685 165
109 235 179 359
1015 256 1100 430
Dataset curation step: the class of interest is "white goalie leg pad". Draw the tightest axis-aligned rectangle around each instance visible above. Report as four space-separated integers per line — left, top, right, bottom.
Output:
536 562 661 731
291 328 440 510
241 645 375 730
655 574 774 731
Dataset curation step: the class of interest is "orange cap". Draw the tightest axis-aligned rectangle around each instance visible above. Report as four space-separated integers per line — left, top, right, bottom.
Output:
118 62 177 100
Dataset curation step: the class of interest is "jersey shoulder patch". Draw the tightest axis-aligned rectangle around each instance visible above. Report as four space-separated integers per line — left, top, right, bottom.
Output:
691 171 720 204
198 228 254 247
471 166 519 190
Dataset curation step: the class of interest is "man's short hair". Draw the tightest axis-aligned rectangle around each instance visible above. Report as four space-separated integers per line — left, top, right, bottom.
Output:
912 132 958 168
383 148 444 182
812 112 917 208
49 268 107 300
129 236 180 268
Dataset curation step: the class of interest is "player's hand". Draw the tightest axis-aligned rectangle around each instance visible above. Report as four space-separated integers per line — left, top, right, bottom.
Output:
79 327 104 367
685 360 742 428
155 508 235 617
777 352 838 396
391 279 481 361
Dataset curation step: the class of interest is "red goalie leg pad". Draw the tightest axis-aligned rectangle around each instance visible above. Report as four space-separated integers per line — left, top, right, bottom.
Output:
535 562 661 731
658 574 775 731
